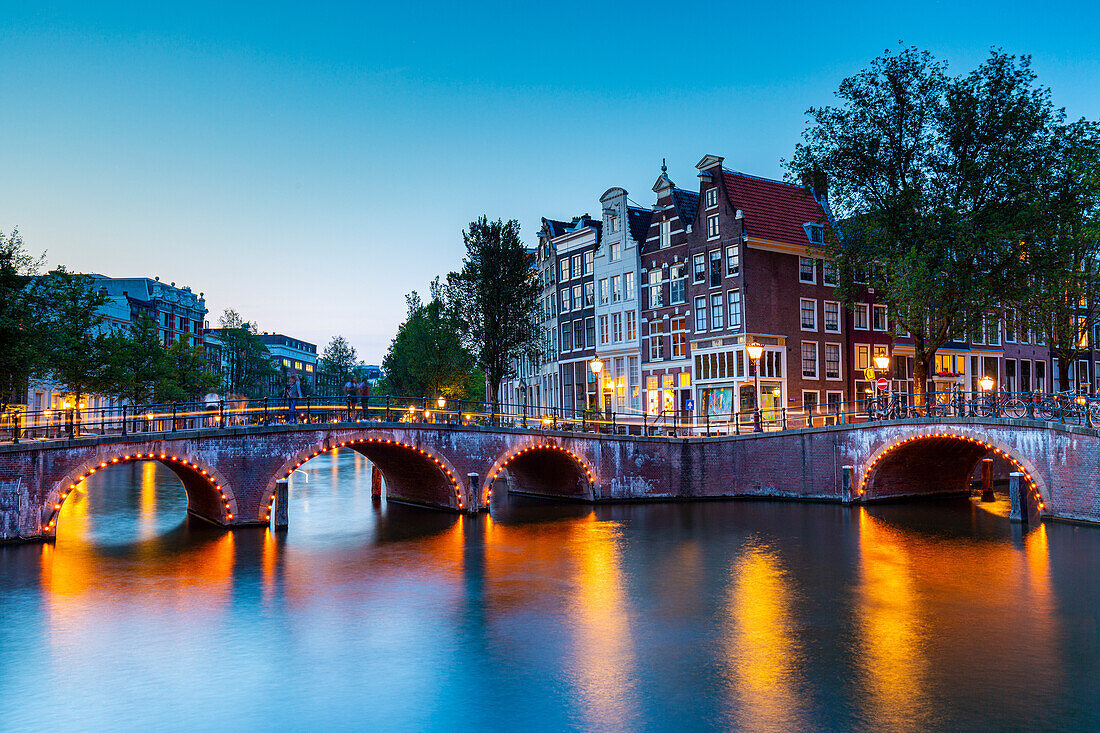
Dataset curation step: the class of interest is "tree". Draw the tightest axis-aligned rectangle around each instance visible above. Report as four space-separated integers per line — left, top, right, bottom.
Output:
381 283 475 398
0 229 48 413
218 309 275 397
789 47 1059 403
445 216 541 412
40 268 110 408
98 312 168 404
160 337 219 403
321 335 358 387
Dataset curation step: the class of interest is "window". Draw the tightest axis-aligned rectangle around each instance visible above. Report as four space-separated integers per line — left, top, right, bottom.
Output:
804 223 824 244
705 187 718 208
649 320 665 360
802 391 819 412
607 215 618 234
707 250 722 287
694 296 707 331
610 241 621 262
693 253 706 283
670 263 686 304
647 270 663 308
727 290 742 331
707 214 720 238
856 344 869 370
571 255 581 277
561 325 573 351
824 301 840 332
985 314 1000 346
1035 360 1046 390
626 311 637 340
585 317 595 349
624 272 634 300
560 289 570 312
823 260 838 286
726 245 739 276
611 275 621 302
573 320 584 352
711 293 724 329
584 250 593 274
612 312 622 342
572 285 582 310
799 257 816 283
671 316 687 358
800 299 817 330
854 303 869 330
660 219 671 248
872 305 888 331
1004 309 1016 342
802 341 818 378
598 279 609 305
935 354 953 374
599 315 609 344
584 282 594 307
825 343 841 379
826 391 843 411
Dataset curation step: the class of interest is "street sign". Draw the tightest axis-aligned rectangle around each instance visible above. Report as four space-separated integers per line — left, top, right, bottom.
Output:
863 367 876 381
876 377 889 390
686 399 695 411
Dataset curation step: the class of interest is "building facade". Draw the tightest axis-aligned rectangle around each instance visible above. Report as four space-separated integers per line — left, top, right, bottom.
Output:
555 215 601 412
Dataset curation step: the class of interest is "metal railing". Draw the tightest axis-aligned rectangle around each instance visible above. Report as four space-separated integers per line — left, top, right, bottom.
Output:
2 389 1097 445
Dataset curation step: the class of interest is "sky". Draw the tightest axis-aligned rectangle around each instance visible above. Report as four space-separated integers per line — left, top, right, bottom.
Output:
3 1 1099 363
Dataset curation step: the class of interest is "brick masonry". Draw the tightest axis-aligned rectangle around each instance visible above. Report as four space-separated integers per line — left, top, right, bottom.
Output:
2 417 1097 543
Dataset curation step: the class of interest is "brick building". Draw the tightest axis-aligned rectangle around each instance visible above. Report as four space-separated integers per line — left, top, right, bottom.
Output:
555 215 601 412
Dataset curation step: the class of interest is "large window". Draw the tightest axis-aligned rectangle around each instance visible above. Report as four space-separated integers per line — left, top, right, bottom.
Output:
598 278 609 305
824 301 840 332
571 255 581 277
825 343 841 379
709 250 722 287
560 259 570 281
626 311 637 340
612 312 622 342
624 272 634 301
726 245 739 276
610 275 621 303
707 214 719 238
872 304 888 331
671 316 687 358
598 315 609 344
660 219 670 248
649 320 664 360
694 296 707 331
561 323 573 351
854 303 869 330
727 290 742 331
583 250 593 274
693 253 706 283
647 270 663 308
670 263 686 304
585 317 595 349
800 298 817 330
572 285 582 311
799 257 816 283
573 320 584 351
560 289 570 313
802 341 818 378
711 293 724 329
584 282 594 308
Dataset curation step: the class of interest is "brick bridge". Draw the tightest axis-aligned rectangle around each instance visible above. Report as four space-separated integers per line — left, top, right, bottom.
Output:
1 417 1097 542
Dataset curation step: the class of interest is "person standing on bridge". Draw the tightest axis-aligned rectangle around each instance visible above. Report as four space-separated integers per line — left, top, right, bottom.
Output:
358 377 370 421
285 374 302 423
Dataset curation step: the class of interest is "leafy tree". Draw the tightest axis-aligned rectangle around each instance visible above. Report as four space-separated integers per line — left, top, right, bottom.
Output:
321 335 358 387
217 309 275 397
0 229 48 412
789 47 1059 403
40 268 110 408
445 216 541 412
159 337 219 403
98 312 168 404
382 283 475 398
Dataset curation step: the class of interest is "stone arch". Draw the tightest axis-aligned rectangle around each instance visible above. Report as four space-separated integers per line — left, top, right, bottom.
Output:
858 428 1046 513
264 435 465 518
485 441 596 505
46 450 236 536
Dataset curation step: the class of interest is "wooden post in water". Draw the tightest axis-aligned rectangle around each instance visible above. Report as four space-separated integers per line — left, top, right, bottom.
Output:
273 478 289 529
981 458 995 502
841 465 854 504
371 464 383 502
1008 472 1027 523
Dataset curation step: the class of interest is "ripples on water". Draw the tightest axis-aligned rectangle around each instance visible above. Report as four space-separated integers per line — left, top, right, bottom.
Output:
1 449 1099 732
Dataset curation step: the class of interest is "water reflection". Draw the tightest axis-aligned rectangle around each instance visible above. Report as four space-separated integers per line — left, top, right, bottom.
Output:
0 457 1096 731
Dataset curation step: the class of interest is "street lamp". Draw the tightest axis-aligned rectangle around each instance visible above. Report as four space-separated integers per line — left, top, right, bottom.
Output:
873 354 890 371
589 358 603 413
978 375 994 392
436 396 446 409
747 341 764 432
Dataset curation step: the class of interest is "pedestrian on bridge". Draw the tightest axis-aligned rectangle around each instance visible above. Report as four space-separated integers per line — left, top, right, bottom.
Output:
358 377 370 421
285 375 302 424
344 381 355 421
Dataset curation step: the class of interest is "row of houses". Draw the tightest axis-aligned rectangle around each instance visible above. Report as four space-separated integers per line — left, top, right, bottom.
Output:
503 154 1090 421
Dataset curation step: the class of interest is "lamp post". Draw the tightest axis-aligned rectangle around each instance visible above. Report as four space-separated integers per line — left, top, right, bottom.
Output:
436 395 446 424
873 352 891 413
519 378 528 428
589 358 603 416
747 341 763 432
979 375 995 417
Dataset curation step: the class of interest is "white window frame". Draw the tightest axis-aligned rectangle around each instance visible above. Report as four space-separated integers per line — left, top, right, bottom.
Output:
611 274 622 303
705 187 718 209
694 296 707 332
800 298 818 331
823 260 838 286
854 303 869 330
802 390 820 412
872 304 888 332
801 341 819 379
707 214 720 239
799 257 816 284
824 342 842 380
659 219 671 248
824 300 841 333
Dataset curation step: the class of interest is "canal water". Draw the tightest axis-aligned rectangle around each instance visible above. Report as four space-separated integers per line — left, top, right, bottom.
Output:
2 449 1099 732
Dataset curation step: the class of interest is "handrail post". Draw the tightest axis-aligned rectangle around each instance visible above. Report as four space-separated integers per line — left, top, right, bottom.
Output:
121 404 127 436
171 403 177 432
581 409 586 433
782 407 788 431
386 396 391 422
12 410 20 444
612 410 616 433
264 397 269 425
219 399 225 428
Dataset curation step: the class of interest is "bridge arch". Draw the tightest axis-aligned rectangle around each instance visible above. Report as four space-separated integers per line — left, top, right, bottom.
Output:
265 435 465 518
485 442 596 506
858 429 1046 512
47 451 236 535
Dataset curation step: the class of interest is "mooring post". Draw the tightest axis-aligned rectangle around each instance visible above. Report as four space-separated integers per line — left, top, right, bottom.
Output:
981 458 995 502
466 472 480 512
841 465 854 504
273 478 289 529
371 464 383 502
1008 472 1027 523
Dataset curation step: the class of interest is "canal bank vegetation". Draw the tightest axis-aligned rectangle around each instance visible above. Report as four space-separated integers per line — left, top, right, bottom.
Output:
790 45 1100 400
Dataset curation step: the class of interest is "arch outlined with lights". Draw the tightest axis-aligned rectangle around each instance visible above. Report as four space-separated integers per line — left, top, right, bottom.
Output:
46 451 237 534
265 435 465 519
858 429 1047 513
484 442 596 507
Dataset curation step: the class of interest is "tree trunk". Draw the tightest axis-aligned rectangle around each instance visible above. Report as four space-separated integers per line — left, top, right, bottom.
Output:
912 358 928 409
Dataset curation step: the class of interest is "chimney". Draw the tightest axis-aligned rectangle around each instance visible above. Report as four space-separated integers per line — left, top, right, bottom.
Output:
802 170 828 203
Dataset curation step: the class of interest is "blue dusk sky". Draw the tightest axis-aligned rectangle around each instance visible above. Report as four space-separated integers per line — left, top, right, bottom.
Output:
2 1 1099 362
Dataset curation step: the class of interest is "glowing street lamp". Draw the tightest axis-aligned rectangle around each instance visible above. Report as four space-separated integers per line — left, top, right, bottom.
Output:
978 375 995 392
873 354 890 371
590 358 603 374
436 396 446 409
747 341 764 432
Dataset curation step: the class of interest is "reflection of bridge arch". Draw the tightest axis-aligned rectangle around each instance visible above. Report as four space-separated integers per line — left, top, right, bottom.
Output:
486 443 596 506
265 435 465 519
859 429 1045 513
48 451 235 535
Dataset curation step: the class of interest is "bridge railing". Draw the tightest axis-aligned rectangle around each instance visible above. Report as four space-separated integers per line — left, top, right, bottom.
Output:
3 389 1098 444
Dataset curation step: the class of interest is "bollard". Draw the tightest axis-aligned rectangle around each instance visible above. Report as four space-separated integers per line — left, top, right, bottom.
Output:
371 464 383 502
273 478 289 529
467 472 479 512
841 465 854 504
981 458 995 502
1008 472 1027 523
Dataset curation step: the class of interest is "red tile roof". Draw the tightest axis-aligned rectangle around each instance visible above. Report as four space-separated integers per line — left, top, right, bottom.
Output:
721 169 825 245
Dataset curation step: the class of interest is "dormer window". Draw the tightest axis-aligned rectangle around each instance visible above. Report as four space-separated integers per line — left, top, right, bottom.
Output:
803 223 824 244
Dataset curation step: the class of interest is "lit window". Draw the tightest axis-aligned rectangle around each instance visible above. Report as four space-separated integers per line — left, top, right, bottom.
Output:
671 316 687 358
